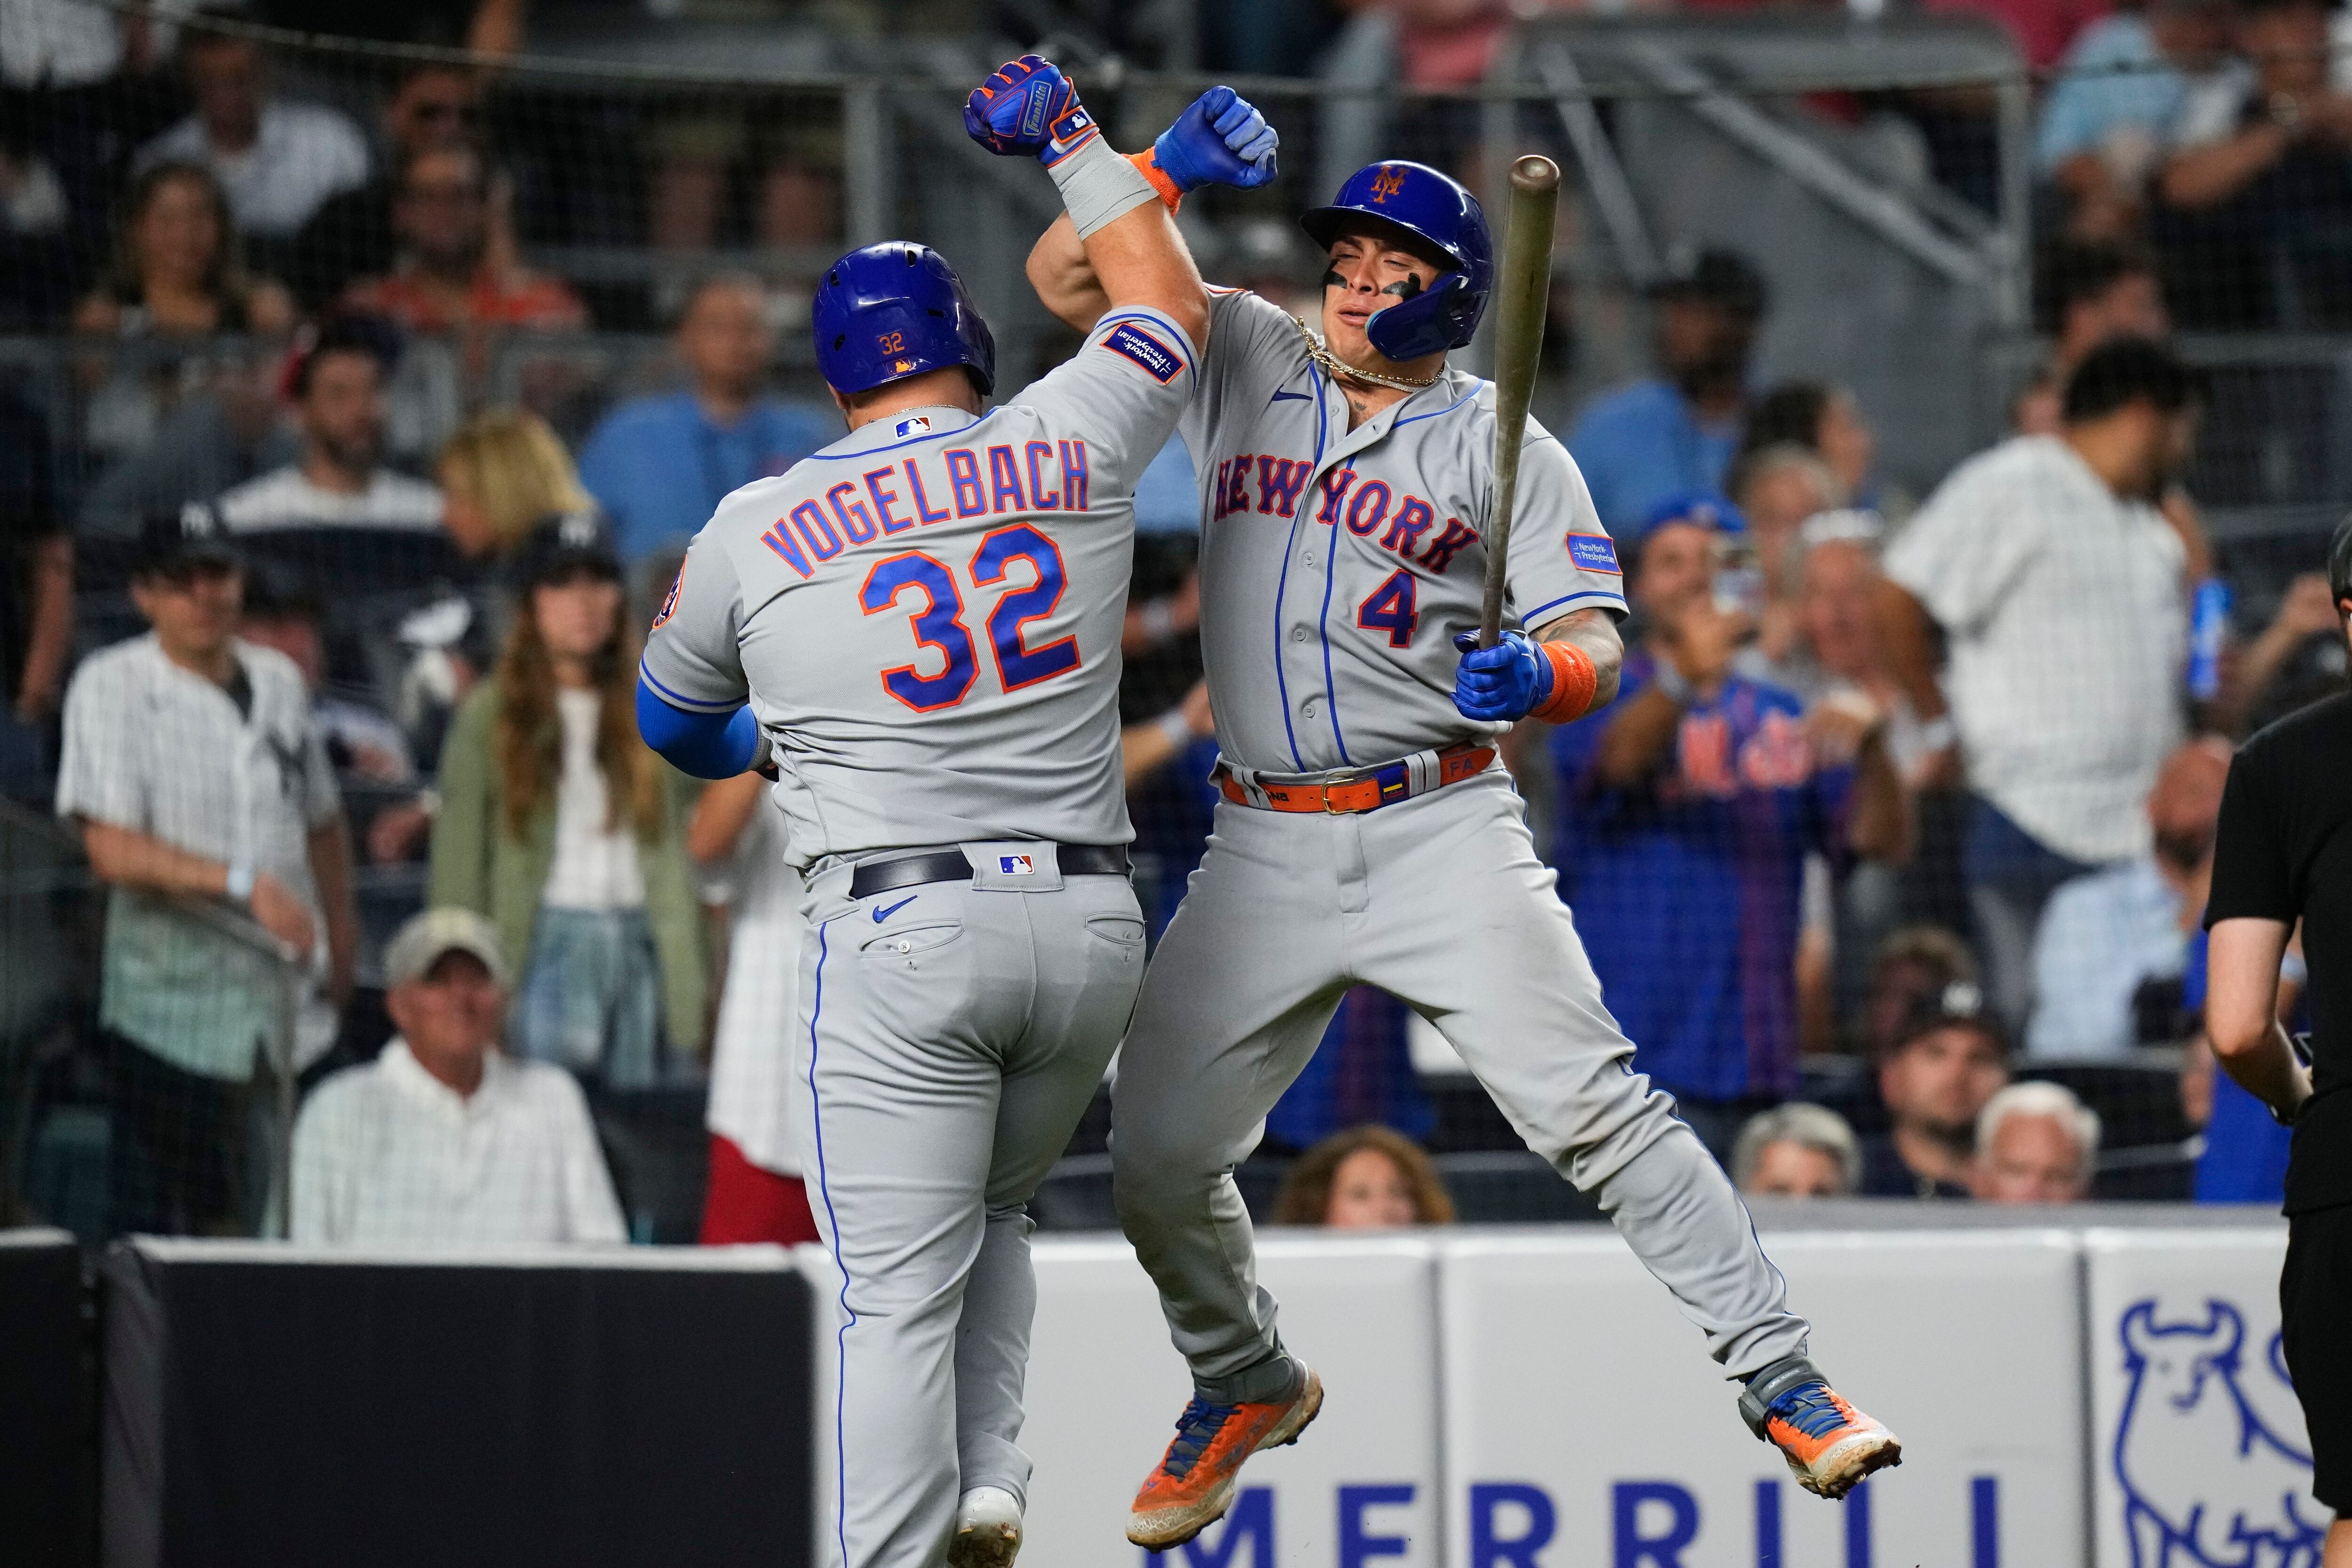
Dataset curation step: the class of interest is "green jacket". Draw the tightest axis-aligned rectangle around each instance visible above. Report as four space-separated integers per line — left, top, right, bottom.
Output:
429 679 708 1053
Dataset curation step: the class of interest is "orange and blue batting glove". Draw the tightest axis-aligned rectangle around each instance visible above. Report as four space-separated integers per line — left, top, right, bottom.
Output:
965 55 1098 166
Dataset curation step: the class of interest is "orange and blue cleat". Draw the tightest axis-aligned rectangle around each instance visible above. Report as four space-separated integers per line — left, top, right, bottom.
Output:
1739 1356 1902 1501
1128 1365 1325 1550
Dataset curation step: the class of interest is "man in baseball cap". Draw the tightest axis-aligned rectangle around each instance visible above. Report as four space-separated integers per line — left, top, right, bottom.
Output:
58 495 361 1236
141 506 245 580
1859 983 2013 1199
1570 245 1773 536
289 905 625 1245
382 905 510 990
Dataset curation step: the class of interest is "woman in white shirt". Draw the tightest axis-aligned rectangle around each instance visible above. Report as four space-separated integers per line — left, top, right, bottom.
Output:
429 515 707 1086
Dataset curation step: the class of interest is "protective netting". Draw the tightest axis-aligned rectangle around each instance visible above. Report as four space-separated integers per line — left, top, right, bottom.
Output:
0 0 2336 1243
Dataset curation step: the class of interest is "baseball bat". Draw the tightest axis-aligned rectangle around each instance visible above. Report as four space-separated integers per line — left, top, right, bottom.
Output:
1477 154 1562 649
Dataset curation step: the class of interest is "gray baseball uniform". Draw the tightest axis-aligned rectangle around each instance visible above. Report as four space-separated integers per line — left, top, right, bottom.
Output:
1112 287 1813 1406
643 303 1199 1568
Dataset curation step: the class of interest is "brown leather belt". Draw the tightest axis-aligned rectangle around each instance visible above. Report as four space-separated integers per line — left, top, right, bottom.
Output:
1213 741 1496 815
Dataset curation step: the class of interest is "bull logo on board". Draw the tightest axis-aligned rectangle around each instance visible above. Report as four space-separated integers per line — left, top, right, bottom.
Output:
2114 1299 2328 1566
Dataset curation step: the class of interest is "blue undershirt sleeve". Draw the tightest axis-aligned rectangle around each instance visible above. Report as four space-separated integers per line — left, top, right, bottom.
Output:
635 677 762 779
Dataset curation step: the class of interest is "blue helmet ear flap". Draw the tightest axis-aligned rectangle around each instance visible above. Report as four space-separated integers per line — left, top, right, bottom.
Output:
1365 270 1483 361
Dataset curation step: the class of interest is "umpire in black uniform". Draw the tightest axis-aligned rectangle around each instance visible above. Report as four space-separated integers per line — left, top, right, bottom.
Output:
2205 514 2352 1562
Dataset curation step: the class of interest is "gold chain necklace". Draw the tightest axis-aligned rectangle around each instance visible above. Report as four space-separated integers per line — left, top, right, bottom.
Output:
1288 315 1442 392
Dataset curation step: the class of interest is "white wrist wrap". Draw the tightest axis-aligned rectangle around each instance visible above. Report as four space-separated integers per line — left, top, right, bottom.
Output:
1048 134 1158 239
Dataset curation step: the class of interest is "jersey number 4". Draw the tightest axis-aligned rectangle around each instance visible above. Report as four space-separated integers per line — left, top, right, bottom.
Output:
1356 569 1420 648
858 524 1081 712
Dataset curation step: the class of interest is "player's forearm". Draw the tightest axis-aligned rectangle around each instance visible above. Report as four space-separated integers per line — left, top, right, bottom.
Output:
1028 214 1111 335
1078 199 1209 351
1532 609 1621 712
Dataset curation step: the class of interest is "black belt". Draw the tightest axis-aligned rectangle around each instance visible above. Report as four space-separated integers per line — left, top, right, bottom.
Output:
848 843 1131 899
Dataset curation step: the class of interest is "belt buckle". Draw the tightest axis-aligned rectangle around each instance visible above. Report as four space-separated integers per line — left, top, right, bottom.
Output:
1317 765 1369 813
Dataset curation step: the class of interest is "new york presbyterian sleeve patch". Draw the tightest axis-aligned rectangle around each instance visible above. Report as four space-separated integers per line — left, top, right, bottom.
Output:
1566 533 1622 575
1102 321 1184 383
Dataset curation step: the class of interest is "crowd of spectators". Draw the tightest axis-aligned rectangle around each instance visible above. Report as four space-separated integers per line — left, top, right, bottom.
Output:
1534 232 2332 1213
8 0 2352 1253
2034 0 2352 329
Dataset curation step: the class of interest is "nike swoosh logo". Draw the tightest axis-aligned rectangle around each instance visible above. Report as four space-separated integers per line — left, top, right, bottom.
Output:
874 895 917 922
1270 391 1312 403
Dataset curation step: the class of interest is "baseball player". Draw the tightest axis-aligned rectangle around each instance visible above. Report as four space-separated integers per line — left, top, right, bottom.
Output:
1027 145 1903 1546
637 54 1218 1568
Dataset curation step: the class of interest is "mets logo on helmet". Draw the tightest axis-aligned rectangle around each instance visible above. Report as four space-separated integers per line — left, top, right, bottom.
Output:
1370 166 1406 203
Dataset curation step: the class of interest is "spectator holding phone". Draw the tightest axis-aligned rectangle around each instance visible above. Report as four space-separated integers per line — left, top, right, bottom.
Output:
1551 493 1905 1154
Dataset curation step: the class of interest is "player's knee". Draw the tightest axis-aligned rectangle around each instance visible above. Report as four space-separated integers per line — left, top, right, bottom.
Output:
1109 1131 1199 1214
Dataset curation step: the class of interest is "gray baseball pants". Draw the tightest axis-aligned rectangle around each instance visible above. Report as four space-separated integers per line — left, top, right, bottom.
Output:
1111 770 1812 1405
795 847 1146 1568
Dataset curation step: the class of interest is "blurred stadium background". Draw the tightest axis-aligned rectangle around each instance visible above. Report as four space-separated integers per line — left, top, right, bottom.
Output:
0 0 2343 1561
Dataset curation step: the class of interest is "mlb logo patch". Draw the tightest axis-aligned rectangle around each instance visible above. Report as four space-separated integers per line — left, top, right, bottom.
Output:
998 854 1036 876
1103 323 1182 384
1566 533 1622 575
894 414 932 438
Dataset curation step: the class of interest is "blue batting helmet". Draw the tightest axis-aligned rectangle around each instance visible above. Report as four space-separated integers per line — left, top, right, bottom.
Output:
812 242 997 397
1300 161 1493 362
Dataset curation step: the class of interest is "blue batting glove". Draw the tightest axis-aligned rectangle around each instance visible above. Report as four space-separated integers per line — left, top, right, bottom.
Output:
1151 86 1279 192
1451 629 1553 723
964 54 1097 166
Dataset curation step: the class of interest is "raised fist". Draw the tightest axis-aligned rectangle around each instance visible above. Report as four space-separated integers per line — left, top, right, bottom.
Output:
965 55 1097 166
1151 86 1279 192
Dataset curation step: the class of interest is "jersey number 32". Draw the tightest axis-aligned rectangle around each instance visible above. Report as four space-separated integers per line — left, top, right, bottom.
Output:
858 523 1080 712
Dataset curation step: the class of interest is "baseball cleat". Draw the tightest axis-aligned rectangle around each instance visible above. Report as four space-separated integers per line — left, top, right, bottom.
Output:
1128 1365 1324 1550
1739 1356 1902 1501
947 1485 1023 1568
